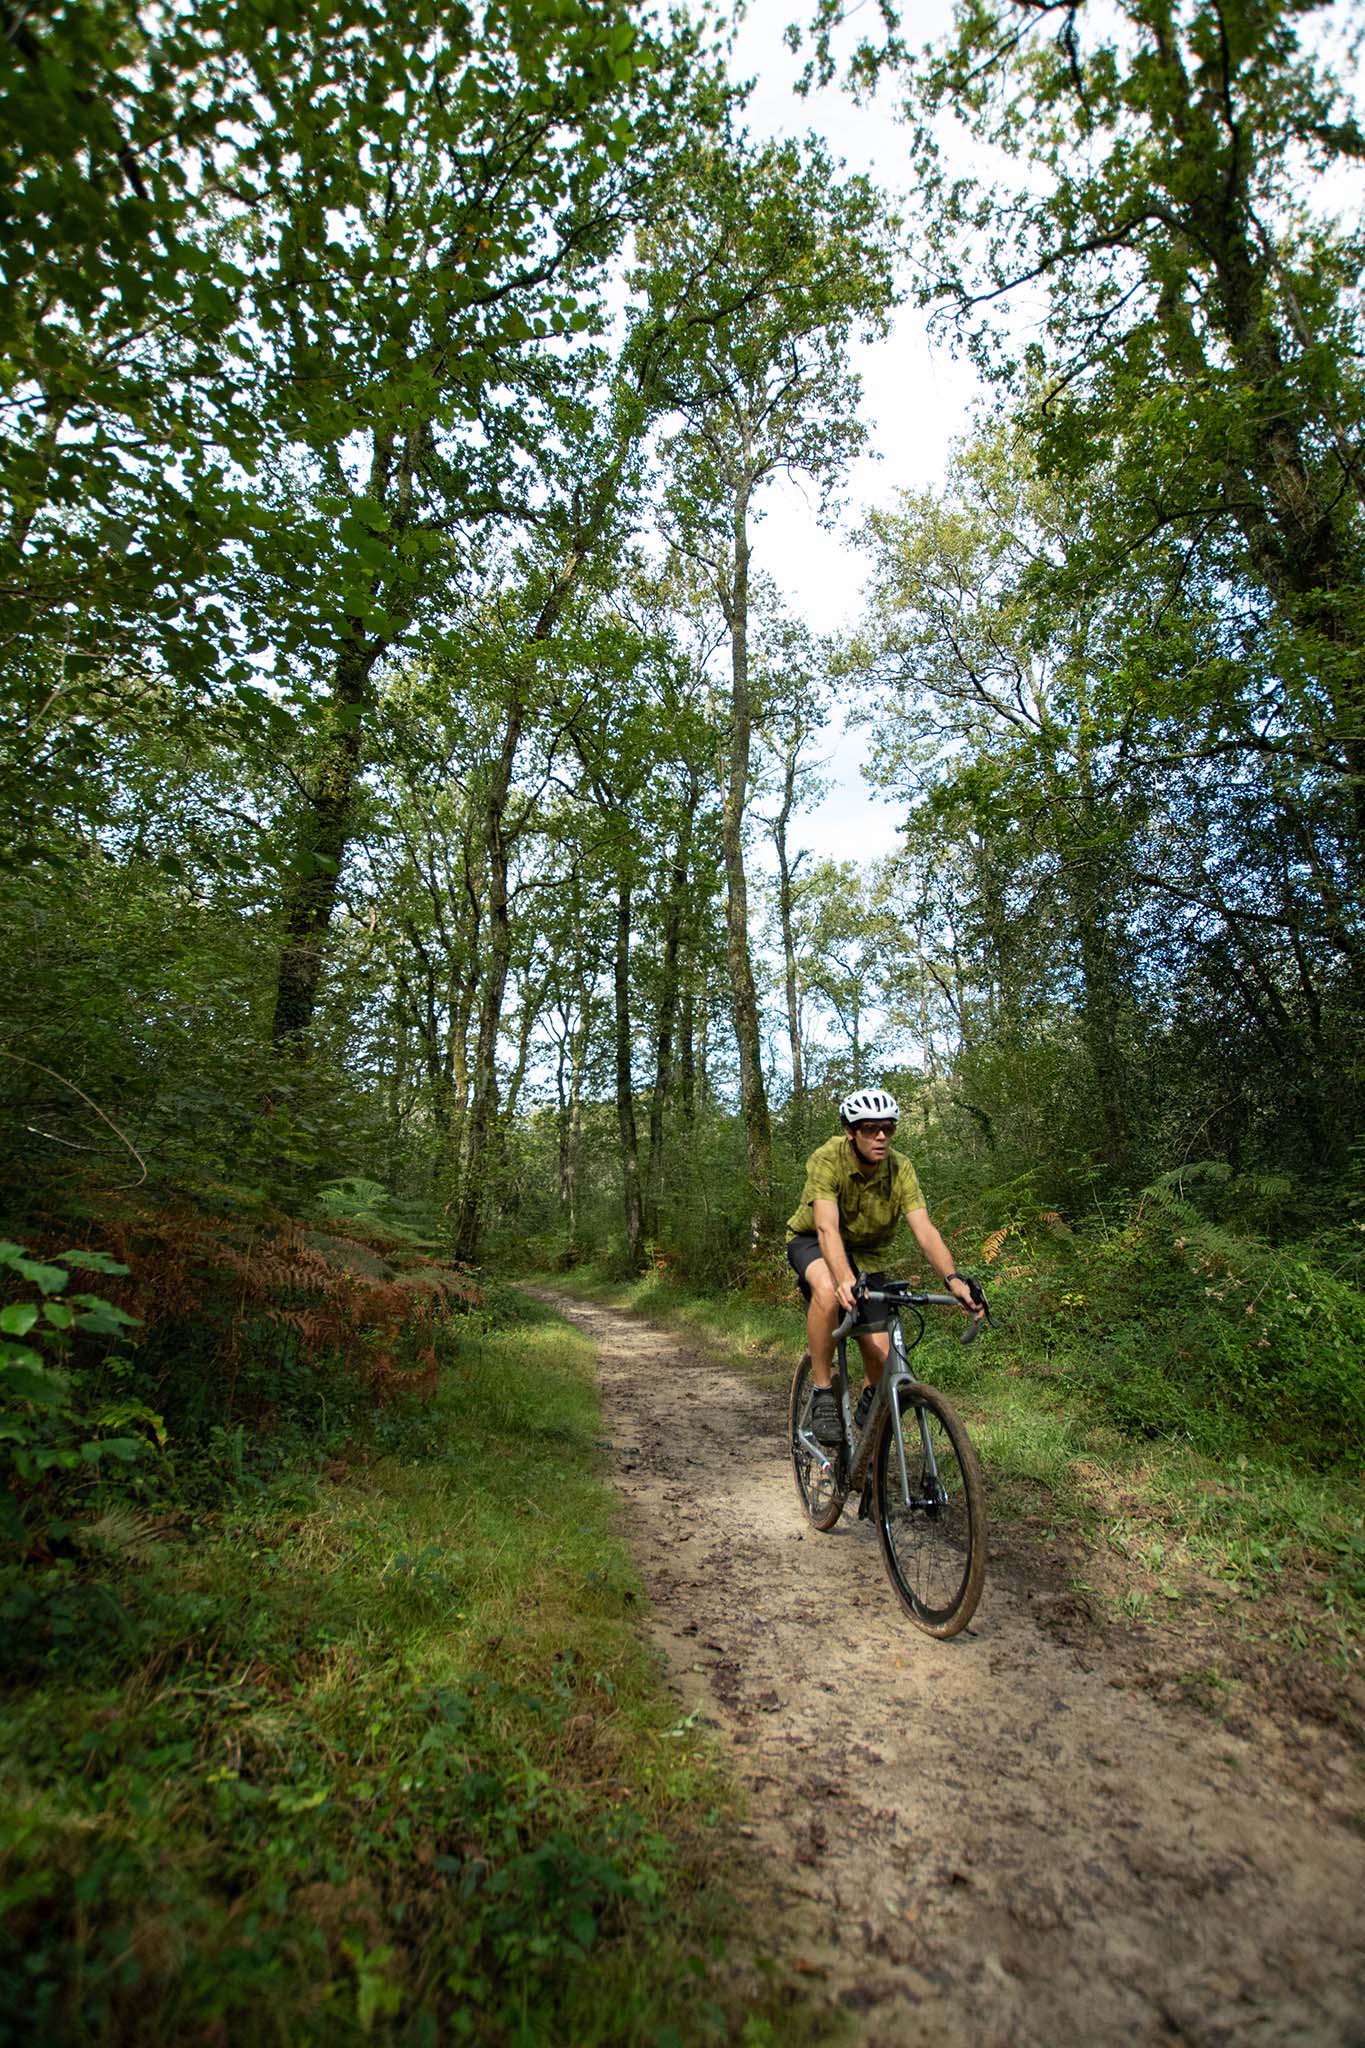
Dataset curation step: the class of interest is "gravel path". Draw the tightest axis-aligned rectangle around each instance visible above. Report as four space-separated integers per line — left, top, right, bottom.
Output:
531 1288 1365 2047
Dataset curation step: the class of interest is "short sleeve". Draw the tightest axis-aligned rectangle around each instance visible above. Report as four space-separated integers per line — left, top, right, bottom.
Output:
804 1146 845 1205
896 1156 925 1214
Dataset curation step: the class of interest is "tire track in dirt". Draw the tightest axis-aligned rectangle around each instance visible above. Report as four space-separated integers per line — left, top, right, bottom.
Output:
531 1289 1365 2047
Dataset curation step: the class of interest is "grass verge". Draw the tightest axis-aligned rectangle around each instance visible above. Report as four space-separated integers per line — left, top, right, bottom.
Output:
0 1292 825 2046
528 1263 1365 1760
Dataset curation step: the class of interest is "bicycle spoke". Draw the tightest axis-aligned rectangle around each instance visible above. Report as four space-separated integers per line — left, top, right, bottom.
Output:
875 1385 985 1636
789 1354 847 1532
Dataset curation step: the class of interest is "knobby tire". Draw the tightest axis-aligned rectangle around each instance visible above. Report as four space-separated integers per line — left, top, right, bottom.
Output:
874 1382 985 1636
788 1353 847 1532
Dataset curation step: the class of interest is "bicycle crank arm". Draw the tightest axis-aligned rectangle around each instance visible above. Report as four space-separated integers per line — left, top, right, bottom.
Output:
794 1427 837 1473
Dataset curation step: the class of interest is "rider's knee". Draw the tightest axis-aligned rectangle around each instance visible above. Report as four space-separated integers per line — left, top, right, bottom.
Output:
807 1274 838 1315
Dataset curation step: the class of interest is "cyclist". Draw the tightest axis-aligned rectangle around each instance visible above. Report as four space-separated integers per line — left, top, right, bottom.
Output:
786 1088 986 1445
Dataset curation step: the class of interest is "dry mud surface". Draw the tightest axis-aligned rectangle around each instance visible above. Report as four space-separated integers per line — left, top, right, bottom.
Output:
529 1289 1365 2048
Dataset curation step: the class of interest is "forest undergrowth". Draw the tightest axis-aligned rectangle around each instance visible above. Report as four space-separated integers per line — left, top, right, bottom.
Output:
0 1225 819 2047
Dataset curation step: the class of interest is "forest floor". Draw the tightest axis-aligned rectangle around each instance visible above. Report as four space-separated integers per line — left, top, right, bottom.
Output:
529 1286 1365 2048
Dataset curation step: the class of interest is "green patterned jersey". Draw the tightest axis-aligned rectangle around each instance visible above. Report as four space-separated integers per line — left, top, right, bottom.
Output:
785 1135 925 1252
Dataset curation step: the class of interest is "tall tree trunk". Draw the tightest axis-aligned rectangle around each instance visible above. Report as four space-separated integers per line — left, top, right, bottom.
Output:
447 535 597 1260
451 683 524 1262
502 969 548 1126
679 982 696 1127
554 1019 572 1212
384 991 409 1170
771 741 805 1097
613 873 645 1268
400 925 462 1138
270 426 415 1047
270 632 377 1045
556 989 592 1243
720 476 773 1230
566 997 589 1244
646 775 698 1241
447 965 475 1140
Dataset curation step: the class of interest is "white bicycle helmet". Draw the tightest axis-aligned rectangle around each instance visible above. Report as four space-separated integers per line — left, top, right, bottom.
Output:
839 1087 900 1125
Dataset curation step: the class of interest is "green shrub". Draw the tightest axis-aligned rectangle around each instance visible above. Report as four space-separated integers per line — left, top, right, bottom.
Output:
986 1169 1365 1463
0 1242 160 1554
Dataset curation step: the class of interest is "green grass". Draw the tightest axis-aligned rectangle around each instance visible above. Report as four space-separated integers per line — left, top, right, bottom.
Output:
0 1295 827 2046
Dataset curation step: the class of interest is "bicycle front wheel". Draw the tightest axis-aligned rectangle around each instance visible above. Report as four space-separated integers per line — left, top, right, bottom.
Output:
874 1383 985 1636
788 1354 848 1532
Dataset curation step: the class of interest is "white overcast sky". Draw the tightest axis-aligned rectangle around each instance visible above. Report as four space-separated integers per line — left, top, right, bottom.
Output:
721 0 984 860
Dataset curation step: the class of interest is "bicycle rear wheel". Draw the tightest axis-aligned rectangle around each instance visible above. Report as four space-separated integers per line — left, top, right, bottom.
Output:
874 1383 985 1636
788 1354 848 1531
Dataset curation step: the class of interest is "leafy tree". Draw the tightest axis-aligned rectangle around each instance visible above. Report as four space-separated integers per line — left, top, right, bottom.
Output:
802 0 1365 855
849 412 1364 1183
635 132 899 1226
851 425 1149 1170
784 857 905 1088
246 4 718 1048
753 607 832 1101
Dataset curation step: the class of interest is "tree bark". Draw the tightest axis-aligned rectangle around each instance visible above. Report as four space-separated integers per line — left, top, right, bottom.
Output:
771 738 805 1098
269 425 417 1048
451 681 525 1262
270 632 377 1045
646 772 699 1242
613 872 645 1269
556 988 592 1244
679 984 696 1127
446 532 600 1261
719 475 773 1230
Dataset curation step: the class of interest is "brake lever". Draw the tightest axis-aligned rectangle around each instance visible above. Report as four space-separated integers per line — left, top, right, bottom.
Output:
831 1276 867 1345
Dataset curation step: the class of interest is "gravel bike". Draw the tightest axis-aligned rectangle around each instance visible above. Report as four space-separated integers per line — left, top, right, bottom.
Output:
788 1280 988 1637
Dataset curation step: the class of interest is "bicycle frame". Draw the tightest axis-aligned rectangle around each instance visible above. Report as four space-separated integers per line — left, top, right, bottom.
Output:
795 1288 961 1508
789 1280 989 1635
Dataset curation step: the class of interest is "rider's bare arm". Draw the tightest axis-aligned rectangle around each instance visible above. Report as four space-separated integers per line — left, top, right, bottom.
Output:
906 1206 986 1321
813 1197 859 1310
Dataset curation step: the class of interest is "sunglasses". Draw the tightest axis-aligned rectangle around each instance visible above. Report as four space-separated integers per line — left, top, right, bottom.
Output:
855 1121 897 1136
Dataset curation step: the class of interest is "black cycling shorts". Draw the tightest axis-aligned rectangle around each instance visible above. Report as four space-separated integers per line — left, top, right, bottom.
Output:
785 1233 893 1331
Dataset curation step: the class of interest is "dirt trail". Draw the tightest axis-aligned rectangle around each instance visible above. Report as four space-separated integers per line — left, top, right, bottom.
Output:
531 1289 1365 2047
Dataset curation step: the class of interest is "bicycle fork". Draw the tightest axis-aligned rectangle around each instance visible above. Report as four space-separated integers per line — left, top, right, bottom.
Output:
850 1326 946 1512
795 1329 946 1510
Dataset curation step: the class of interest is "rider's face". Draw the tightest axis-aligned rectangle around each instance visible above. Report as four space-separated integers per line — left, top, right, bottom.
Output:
848 1119 895 1165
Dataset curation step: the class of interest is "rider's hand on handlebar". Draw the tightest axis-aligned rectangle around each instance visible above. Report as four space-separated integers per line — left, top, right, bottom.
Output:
946 1272 989 1323
835 1273 861 1314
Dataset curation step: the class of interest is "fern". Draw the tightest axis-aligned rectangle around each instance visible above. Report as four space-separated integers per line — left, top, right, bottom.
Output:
77 1507 174 1561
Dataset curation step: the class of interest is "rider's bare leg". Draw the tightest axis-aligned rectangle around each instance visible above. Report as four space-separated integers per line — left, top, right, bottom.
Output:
854 1328 891 1386
804 1259 891 1389
803 1259 840 1387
